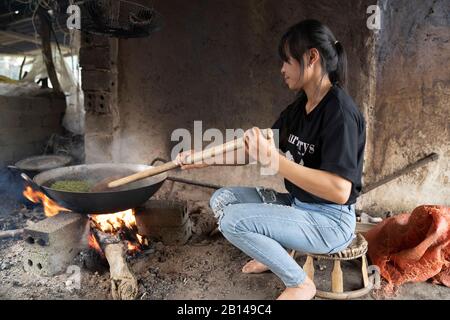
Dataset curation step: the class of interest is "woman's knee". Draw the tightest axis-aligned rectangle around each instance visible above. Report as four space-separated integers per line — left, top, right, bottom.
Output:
218 205 241 234
219 203 257 236
209 187 239 219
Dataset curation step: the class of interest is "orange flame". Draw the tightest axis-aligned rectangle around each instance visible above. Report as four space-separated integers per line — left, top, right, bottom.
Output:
90 209 136 233
90 209 147 253
127 241 140 252
23 186 69 217
88 233 104 256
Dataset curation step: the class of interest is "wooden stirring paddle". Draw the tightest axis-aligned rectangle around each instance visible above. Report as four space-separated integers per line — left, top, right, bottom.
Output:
107 128 271 189
91 175 125 192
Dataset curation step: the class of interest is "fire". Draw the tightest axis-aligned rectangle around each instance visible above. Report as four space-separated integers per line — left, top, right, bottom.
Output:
90 209 137 233
90 209 147 253
136 234 144 245
23 185 147 254
127 241 140 252
88 233 104 256
23 186 69 217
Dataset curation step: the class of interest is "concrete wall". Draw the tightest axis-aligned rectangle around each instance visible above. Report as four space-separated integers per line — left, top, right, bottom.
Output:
358 0 450 213
0 95 66 167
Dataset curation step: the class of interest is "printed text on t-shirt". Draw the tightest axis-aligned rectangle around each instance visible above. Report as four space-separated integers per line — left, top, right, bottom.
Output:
288 134 315 156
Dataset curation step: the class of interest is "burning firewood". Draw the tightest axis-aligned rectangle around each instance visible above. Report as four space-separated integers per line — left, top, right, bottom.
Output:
90 229 139 300
104 243 139 300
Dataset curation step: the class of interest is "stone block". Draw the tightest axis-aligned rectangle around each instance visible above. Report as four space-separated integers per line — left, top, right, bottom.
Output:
135 200 189 228
23 213 88 276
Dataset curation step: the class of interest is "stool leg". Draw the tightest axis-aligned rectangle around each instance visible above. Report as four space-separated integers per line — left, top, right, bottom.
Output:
303 256 315 281
289 250 296 258
331 260 343 293
361 254 369 288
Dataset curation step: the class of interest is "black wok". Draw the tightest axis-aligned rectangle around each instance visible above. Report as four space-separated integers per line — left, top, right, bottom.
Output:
30 163 167 214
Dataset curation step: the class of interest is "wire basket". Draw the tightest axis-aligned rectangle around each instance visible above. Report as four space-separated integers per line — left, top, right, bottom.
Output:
79 0 163 38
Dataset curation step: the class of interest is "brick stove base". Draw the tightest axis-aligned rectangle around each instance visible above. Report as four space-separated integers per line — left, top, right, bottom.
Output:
23 213 88 276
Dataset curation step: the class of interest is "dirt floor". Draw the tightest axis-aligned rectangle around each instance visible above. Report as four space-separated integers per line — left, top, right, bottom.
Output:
1 195 449 301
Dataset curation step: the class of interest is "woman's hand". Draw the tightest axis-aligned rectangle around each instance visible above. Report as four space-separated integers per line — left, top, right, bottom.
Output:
175 150 210 170
244 127 278 168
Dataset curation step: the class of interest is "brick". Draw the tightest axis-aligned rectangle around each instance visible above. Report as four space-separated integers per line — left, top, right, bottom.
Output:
82 70 112 92
135 200 189 228
84 91 111 114
139 219 192 245
23 213 88 276
136 200 192 245
80 47 111 70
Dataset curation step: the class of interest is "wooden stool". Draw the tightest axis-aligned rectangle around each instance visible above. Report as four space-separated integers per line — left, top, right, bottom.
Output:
292 233 373 300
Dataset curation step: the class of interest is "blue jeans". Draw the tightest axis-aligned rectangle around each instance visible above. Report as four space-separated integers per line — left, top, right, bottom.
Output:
209 187 356 287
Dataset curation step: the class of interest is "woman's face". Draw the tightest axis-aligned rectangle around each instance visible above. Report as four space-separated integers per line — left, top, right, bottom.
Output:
281 55 305 91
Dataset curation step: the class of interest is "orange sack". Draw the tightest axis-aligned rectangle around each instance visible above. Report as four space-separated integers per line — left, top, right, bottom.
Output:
364 205 450 290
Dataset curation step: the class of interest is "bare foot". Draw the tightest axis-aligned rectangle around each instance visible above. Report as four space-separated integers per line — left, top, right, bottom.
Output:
276 277 316 300
242 259 270 274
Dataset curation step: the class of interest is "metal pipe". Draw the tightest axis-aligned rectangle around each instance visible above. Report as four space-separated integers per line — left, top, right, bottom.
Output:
166 176 223 190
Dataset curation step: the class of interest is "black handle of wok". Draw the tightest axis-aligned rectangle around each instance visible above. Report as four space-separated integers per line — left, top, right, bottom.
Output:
9 166 52 198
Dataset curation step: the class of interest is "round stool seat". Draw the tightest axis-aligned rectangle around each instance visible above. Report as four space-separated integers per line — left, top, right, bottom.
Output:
293 233 373 300
311 233 368 261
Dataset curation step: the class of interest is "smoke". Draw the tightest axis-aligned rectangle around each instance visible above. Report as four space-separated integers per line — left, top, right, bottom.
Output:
0 167 33 216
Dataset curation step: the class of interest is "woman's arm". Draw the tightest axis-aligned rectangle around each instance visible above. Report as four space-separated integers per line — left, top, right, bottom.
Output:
277 154 352 204
244 127 352 205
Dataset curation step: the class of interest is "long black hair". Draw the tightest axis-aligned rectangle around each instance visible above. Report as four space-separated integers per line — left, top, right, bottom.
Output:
276 20 348 148
278 19 347 87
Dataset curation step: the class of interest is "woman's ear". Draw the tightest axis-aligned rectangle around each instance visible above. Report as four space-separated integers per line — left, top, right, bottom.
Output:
308 48 320 66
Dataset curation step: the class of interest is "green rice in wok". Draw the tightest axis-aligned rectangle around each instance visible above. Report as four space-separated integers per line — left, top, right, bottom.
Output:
50 180 92 192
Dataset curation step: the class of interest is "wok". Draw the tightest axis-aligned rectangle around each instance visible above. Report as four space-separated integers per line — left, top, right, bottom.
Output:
27 163 167 214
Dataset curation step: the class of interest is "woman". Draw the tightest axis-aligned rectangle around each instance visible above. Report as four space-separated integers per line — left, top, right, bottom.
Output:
177 19 366 300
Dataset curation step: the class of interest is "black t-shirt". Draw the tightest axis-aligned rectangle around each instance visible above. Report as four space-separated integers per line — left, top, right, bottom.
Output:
271 85 366 205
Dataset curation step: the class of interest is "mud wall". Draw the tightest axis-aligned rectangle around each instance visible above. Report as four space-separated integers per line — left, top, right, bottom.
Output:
359 0 450 213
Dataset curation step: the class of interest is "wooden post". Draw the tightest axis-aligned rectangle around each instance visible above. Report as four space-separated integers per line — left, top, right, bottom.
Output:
37 8 63 94
331 260 344 293
361 255 369 287
303 255 315 281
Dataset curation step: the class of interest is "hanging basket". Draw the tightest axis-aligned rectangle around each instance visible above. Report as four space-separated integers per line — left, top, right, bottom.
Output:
79 0 163 38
